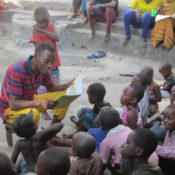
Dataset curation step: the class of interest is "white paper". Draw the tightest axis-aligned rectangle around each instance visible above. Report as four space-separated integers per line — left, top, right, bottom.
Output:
155 15 171 22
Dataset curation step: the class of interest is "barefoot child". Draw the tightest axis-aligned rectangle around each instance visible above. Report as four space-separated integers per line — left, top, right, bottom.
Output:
11 114 64 173
140 66 161 116
159 62 175 98
88 106 121 152
35 148 70 175
70 132 103 175
120 83 144 129
63 82 111 138
30 7 61 120
121 128 163 175
155 104 175 175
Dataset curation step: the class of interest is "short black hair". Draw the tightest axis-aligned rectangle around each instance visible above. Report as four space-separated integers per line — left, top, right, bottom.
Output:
34 7 49 19
41 148 70 175
130 83 144 103
0 152 15 175
12 114 36 139
99 106 121 130
35 43 55 55
135 73 150 87
134 128 158 159
88 82 106 101
160 62 172 71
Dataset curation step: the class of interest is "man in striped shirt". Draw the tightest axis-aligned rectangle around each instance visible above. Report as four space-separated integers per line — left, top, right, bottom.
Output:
0 43 73 125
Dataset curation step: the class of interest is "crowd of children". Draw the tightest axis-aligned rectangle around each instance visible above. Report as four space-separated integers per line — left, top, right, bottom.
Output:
1 1 175 175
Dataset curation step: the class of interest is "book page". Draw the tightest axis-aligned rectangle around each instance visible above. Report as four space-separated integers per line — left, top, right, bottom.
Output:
155 15 171 22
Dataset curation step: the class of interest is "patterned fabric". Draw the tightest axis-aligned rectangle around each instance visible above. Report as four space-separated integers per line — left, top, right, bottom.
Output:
0 56 53 119
30 23 61 70
151 0 175 50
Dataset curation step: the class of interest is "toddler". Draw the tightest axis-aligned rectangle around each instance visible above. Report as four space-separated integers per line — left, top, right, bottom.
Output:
155 104 175 175
11 114 63 173
35 148 70 175
121 128 163 175
140 66 161 116
120 83 144 129
159 62 175 98
132 73 150 126
88 106 121 152
30 7 61 120
63 82 111 138
70 132 103 175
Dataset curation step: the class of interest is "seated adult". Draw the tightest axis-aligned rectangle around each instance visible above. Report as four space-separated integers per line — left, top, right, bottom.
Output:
122 0 161 47
87 0 118 43
151 0 175 50
0 43 74 125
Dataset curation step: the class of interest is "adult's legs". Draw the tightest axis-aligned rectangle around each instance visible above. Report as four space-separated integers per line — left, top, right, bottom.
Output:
68 0 82 19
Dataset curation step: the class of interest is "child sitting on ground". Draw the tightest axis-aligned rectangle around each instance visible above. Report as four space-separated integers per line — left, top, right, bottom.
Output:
159 62 175 98
155 104 175 175
120 83 144 129
35 148 70 175
88 106 121 152
131 73 150 126
63 82 111 138
11 114 64 173
30 7 61 120
0 152 17 175
140 66 161 116
121 128 163 175
70 132 103 175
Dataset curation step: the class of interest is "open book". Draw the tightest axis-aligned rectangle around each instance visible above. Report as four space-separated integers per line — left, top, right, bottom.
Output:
35 74 82 110
52 74 82 109
155 15 171 22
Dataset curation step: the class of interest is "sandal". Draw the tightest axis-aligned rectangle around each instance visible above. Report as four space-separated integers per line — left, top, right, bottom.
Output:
67 13 77 20
94 51 106 58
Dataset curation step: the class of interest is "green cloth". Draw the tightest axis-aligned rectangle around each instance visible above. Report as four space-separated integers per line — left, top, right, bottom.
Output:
132 162 164 175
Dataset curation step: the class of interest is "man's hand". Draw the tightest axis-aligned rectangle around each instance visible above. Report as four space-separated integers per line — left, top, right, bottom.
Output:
136 10 141 21
38 99 57 109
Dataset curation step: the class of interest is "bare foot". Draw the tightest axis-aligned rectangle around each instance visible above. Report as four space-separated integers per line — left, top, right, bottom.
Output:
89 30 95 40
140 39 147 48
42 111 51 120
121 36 131 46
104 33 110 43
67 13 77 20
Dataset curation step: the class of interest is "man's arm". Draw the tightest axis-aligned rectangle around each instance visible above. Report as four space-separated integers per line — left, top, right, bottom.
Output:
32 123 64 142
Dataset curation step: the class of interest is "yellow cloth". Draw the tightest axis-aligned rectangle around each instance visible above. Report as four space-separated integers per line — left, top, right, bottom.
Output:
151 0 175 49
130 0 161 15
4 91 69 124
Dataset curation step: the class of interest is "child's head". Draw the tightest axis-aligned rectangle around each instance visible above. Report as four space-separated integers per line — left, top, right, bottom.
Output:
87 82 106 104
13 114 37 139
121 128 157 160
34 43 55 75
140 66 153 85
159 62 172 78
98 106 121 130
34 7 49 29
0 152 17 175
163 104 175 132
72 132 96 158
35 148 70 175
120 83 144 106
132 73 149 89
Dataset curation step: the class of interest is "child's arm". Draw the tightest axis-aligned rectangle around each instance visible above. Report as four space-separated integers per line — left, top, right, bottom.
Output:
32 123 64 142
33 24 59 42
127 110 138 130
11 140 22 164
149 86 161 102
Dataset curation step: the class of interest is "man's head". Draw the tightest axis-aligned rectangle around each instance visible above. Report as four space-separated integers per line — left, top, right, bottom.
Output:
87 82 106 104
33 43 55 75
35 148 70 175
121 128 157 160
13 114 37 139
98 106 121 130
72 132 96 158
